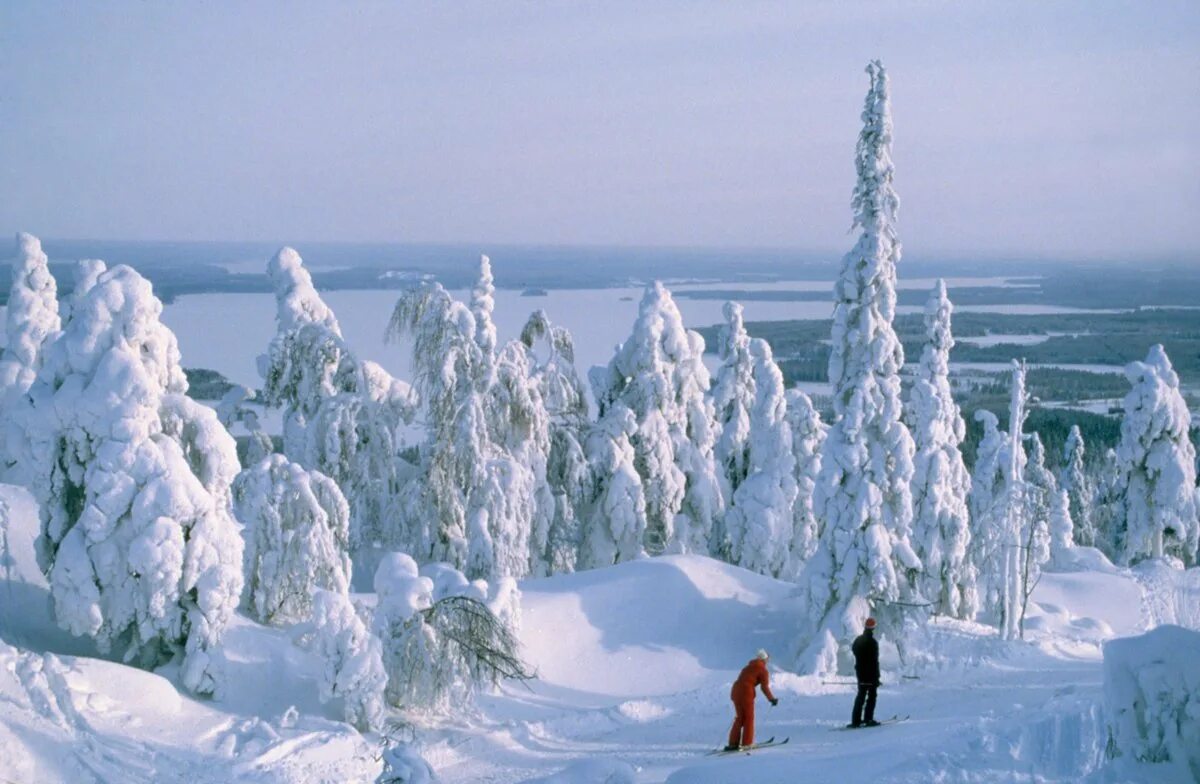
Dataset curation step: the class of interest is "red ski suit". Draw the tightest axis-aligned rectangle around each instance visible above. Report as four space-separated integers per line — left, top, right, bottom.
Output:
728 658 775 748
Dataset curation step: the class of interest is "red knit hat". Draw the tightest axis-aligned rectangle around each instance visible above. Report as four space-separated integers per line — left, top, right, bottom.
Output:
865 617 877 629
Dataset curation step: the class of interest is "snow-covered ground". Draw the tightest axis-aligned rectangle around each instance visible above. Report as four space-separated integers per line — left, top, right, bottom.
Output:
2 482 1196 783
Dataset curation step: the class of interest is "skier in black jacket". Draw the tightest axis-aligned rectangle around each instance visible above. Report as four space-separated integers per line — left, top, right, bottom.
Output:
850 617 880 727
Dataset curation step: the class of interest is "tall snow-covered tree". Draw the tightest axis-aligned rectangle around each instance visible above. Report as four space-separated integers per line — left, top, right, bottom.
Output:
592 282 723 556
1048 488 1075 567
390 265 542 589
1021 433 1055 588
1000 361 1030 640
578 406 648 569
61 258 107 324
259 247 413 558
783 389 825 580
712 302 755 512
1114 345 1199 566
1060 425 1096 548
21 265 243 694
521 310 589 574
907 280 975 619
1093 447 1122 559
0 233 60 401
233 454 352 625
799 61 922 673
967 409 1012 623
723 339 796 576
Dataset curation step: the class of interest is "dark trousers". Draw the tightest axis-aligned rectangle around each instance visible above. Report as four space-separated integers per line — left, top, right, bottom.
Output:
851 683 877 725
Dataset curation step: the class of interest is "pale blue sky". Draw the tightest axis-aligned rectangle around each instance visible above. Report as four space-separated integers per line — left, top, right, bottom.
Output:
1 2 1197 258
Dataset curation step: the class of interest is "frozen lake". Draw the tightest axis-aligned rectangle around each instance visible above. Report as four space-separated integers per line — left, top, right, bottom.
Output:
159 280 1111 391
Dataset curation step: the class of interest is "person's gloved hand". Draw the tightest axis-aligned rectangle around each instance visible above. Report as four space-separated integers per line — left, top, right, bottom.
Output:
769 698 779 707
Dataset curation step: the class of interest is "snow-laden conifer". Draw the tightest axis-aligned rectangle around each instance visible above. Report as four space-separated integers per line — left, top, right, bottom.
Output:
22 265 242 694
967 409 1010 621
723 339 796 576
783 389 825 579
61 258 107 324
1093 447 1122 559
309 589 387 731
1021 433 1054 586
712 302 755 518
1115 345 1199 566
1060 425 1096 548
799 61 921 672
0 233 60 403
260 247 413 555
592 282 723 555
907 280 975 619
234 454 352 625
1048 488 1075 566
521 310 589 574
578 406 648 568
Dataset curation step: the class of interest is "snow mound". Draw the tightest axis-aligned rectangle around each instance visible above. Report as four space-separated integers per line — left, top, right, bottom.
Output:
1103 625 1200 781
519 555 797 697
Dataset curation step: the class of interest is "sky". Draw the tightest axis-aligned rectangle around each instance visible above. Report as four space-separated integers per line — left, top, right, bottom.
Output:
1 1 1197 260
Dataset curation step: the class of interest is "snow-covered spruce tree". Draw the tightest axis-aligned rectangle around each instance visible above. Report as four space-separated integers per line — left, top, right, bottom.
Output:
578 405 649 569
309 589 387 731
907 280 975 619
0 233 60 401
711 301 756 555
259 247 413 556
1020 433 1055 593
1114 345 1199 566
967 409 1010 622
591 282 723 555
22 265 242 694
1092 447 1123 559
782 389 826 580
799 61 922 674
1060 425 1096 548
60 258 107 325
233 454 352 625
724 340 796 576
1048 488 1075 567
1000 361 1030 640
521 309 590 574
389 271 539 589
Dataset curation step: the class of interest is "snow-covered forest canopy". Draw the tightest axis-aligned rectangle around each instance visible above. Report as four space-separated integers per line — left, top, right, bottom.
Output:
1 60 1197 784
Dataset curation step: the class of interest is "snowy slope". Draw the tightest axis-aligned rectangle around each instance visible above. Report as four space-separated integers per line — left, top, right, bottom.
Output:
0 484 378 783
3 481 1197 783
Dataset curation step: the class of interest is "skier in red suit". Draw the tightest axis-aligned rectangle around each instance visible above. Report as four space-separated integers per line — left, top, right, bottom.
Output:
725 649 778 751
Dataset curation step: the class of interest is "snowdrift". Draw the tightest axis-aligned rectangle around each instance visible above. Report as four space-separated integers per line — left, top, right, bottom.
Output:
519 555 799 698
1103 625 1200 781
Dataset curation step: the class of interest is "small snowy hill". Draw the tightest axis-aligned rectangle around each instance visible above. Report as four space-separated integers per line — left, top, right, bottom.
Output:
520 556 799 698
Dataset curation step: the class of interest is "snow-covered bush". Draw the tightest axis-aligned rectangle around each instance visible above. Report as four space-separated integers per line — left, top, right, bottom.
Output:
1060 425 1096 548
21 265 242 694
907 280 975 619
799 61 922 672
309 588 387 731
723 339 796 576
260 247 413 556
592 281 723 556
233 454 352 625
1114 345 1198 566
578 406 648 569
1103 625 1200 780
782 389 825 579
372 553 528 713
377 744 439 784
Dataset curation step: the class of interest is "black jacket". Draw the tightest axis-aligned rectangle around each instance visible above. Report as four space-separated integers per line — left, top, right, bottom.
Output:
852 630 879 685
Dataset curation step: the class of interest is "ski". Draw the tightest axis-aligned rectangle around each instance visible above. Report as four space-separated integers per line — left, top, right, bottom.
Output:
833 714 909 731
705 736 789 756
